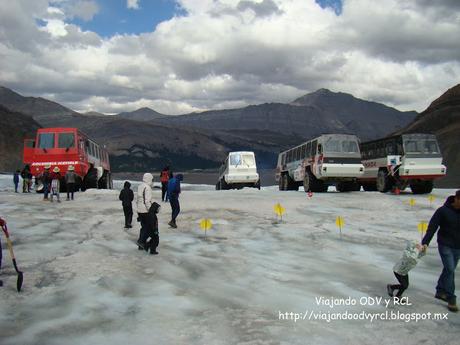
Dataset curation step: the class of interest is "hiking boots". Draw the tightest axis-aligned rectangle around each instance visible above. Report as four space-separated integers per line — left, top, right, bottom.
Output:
447 304 459 312
435 292 449 302
168 220 177 228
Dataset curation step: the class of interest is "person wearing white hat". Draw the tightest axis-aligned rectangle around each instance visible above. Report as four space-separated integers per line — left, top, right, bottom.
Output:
39 164 52 200
50 167 61 203
65 165 77 200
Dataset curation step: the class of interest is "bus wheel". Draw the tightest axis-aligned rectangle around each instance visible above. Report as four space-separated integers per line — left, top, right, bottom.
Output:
377 170 392 193
281 174 288 191
220 179 228 190
410 181 433 194
336 182 349 192
287 174 297 191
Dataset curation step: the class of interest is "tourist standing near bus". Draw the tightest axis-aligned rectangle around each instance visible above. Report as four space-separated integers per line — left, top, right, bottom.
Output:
65 165 77 200
13 170 20 193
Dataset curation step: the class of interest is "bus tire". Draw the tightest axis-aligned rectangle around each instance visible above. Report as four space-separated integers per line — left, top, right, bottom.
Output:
286 174 297 190
220 179 228 190
281 174 288 191
410 181 433 194
377 170 392 193
254 180 261 190
303 172 312 192
336 182 349 192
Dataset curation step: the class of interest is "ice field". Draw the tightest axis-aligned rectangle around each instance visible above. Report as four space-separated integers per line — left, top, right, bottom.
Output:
0 174 459 345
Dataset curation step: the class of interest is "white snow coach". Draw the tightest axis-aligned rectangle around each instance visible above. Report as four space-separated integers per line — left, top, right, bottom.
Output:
359 133 446 194
216 151 260 190
276 134 364 192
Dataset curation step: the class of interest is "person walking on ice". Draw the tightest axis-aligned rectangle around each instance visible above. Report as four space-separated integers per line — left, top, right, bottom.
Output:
387 241 426 298
136 173 155 250
13 170 20 193
167 173 183 228
119 181 134 229
422 190 460 312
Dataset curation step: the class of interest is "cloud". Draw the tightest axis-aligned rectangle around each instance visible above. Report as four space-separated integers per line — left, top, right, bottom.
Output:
66 0 99 21
0 0 459 115
127 0 140 10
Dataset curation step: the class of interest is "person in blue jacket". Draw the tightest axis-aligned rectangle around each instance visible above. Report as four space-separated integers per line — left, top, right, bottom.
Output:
167 173 183 228
422 190 460 312
13 170 20 193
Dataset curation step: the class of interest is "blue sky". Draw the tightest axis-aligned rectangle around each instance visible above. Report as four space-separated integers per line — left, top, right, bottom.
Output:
71 0 184 37
70 0 342 37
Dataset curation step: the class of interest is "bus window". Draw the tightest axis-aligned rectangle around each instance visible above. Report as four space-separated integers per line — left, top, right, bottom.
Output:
342 140 359 153
385 142 394 155
317 143 322 154
306 142 311 157
38 133 55 149
230 153 242 166
301 145 306 158
58 133 75 149
312 141 318 154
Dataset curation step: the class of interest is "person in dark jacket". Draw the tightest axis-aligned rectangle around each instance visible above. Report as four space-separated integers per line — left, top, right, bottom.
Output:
160 166 170 202
40 165 52 200
422 190 460 312
119 181 134 228
145 202 161 255
13 170 20 193
167 173 183 228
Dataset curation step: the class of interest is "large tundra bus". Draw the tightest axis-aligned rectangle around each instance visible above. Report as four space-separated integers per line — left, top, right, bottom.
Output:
216 151 260 190
359 133 446 194
23 127 112 191
276 134 364 192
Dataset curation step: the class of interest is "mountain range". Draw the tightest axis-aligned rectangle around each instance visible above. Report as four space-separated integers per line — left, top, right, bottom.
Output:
2 85 456 186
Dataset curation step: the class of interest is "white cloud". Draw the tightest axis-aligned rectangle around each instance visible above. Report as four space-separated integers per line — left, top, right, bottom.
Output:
0 0 459 115
127 0 140 10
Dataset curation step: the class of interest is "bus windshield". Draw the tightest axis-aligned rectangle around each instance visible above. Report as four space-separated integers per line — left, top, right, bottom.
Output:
230 153 255 167
403 139 440 154
38 133 55 149
58 133 75 148
324 139 359 154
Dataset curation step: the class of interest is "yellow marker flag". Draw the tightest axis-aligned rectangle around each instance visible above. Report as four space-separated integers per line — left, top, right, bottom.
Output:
336 216 345 239
274 203 285 217
335 216 345 228
408 198 416 207
417 222 428 234
200 219 213 231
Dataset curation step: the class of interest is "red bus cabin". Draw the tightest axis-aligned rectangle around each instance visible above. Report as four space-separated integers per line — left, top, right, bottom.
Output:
23 128 112 191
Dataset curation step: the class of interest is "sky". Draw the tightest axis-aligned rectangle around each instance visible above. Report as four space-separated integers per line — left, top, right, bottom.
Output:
0 0 459 115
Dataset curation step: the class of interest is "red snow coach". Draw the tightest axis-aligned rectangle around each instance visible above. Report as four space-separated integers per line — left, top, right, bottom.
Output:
23 128 112 191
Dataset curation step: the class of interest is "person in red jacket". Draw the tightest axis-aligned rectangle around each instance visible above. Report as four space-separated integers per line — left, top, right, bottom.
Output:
160 166 170 202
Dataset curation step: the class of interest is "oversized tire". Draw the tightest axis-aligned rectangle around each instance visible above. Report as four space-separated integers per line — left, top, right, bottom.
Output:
220 178 228 190
376 170 392 193
254 179 261 190
304 170 327 193
281 174 288 191
410 181 434 194
83 168 98 190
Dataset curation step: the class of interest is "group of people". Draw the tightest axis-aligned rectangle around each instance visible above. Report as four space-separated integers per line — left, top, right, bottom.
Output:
118 166 183 255
387 190 460 312
14 164 78 201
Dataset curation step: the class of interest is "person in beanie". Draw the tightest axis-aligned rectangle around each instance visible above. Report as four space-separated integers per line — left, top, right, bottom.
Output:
136 173 154 250
65 165 77 200
50 167 61 203
387 241 426 298
13 170 20 193
167 173 183 228
422 190 460 312
119 181 134 229
160 166 170 202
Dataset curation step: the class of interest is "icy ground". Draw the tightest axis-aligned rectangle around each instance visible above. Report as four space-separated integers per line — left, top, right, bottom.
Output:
0 174 459 345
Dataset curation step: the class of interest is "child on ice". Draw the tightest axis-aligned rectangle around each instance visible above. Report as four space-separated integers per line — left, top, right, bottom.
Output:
387 241 426 298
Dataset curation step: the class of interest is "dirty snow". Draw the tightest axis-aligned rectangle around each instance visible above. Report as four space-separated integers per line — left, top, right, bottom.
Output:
0 174 459 345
